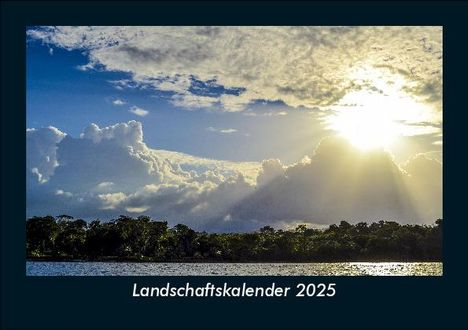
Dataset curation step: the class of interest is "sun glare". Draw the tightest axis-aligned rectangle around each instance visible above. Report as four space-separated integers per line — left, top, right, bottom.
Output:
329 106 399 150
325 68 439 151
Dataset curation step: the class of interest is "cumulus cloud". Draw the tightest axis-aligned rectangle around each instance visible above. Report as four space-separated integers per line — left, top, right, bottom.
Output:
222 137 442 230
256 159 285 186
27 126 66 183
27 26 442 118
27 121 260 228
27 121 442 232
79 121 145 150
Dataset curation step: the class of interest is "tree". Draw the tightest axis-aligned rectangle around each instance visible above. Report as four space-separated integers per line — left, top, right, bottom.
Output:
26 215 443 262
26 216 59 256
55 219 87 258
170 224 198 258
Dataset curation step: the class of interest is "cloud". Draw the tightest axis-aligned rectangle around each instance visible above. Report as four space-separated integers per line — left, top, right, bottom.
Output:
27 121 260 228
256 159 285 186
171 94 218 109
402 154 442 220
27 126 66 183
27 121 442 232
243 111 288 117
112 99 126 106
152 149 260 184
55 189 72 197
94 181 115 192
79 121 145 150
27 26 442 120
206 127 238 134
222 137 442 230
129 106 149 117
98 192 127 210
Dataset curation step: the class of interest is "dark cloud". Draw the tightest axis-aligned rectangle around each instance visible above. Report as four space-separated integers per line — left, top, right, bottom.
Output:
224 137 424 229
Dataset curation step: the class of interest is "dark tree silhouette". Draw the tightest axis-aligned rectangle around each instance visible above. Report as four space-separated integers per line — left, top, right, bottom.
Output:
26 215 443 262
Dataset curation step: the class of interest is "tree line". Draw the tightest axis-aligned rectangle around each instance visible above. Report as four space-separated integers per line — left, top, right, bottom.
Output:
26 215 442 262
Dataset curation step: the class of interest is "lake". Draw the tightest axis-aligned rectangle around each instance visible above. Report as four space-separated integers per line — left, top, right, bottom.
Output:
26 261 442 276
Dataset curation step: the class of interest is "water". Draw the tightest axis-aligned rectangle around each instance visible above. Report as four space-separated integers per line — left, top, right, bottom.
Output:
26 261 442 276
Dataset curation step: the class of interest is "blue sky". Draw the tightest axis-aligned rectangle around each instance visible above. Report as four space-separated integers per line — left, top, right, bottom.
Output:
27 40 330 163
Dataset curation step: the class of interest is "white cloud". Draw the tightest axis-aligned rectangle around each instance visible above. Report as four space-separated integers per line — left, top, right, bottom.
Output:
98 192 127 210
206 127 238 134
242 110 289 117
112 99 126 106
27 26 442 122
79 121 145 150
152 149 260 184
27 126 66 183
170 94 218 109
76 63 94 71
55 189 73 197
129 106 149 117
26 121 261 228
94 181 115 192
126 206 149 213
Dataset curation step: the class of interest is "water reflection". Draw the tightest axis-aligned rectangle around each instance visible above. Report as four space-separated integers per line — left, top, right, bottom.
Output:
26 262 442 276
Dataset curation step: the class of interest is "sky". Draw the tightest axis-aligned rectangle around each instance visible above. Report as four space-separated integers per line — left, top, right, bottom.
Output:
26 26 442 232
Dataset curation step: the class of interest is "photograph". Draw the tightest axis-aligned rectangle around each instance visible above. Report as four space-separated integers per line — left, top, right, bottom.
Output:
26 26 443 276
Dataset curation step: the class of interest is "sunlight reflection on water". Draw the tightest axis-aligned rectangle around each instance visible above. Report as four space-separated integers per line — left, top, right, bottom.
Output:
26 262 442 276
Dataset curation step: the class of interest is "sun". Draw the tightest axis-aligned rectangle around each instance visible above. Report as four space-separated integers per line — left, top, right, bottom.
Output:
326 88 406 150
323 66 441 151
328 104 399 150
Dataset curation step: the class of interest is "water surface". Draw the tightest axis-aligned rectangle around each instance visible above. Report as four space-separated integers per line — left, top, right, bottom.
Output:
26 261 442 276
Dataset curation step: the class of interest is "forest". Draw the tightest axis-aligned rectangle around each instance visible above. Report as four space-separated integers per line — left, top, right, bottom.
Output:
26 215 443 262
